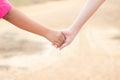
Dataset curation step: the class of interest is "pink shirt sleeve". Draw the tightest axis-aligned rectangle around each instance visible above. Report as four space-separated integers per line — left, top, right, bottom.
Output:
0 0 12 19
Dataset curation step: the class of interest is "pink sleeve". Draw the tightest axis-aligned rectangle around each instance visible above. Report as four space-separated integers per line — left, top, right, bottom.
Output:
0 0 12 19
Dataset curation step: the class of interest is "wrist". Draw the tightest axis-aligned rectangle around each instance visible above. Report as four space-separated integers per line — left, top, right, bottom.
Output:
42 29 50 38
69 27 79 37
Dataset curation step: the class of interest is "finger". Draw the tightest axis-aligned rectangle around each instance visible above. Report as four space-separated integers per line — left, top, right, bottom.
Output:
53 42 61 48
52 42 58 48
52 43 57 48
59 42 69 50
61 32 66 41
55 40 65 48
58 32 66 46
58 39 65 46
57 32 65 42
53 32 66 48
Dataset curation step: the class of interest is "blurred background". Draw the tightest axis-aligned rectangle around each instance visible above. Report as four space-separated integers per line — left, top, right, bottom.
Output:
0 0 119 57
0 0 120 80
9 0 63 6
0 0 64 57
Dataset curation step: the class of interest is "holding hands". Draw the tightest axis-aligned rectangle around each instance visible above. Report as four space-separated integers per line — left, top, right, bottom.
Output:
1 0 105 50
54 0 105 49
52 29 77 50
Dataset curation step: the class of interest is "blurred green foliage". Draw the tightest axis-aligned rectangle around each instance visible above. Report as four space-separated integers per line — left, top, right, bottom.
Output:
9 0 62 6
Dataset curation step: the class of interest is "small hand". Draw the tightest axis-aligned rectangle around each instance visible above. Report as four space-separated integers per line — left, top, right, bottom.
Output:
52 31 66 48
59 29 75 50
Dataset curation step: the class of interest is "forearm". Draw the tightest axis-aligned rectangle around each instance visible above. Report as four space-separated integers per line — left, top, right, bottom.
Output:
3 7 49 37
70 0 105 35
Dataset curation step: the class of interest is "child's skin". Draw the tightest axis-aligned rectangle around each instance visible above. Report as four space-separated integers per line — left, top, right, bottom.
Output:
3 7 65 47
59 0 105 49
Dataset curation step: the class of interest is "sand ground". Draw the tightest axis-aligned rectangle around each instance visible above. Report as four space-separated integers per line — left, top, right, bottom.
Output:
0 0 120 80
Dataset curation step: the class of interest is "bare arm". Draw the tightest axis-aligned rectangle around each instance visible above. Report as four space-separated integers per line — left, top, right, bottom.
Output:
60 0 105 49
3 7 65 47
3 7 49 37
70 0 105 36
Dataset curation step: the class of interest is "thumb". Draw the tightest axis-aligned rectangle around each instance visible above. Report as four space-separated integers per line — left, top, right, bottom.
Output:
60 42 69 50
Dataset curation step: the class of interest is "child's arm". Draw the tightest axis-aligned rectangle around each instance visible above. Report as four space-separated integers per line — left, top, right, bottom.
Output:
60 0 105 49
4 7 49 37
3 7 65 47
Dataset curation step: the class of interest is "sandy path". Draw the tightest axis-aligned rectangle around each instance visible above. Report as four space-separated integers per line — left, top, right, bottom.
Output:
0 0 120 80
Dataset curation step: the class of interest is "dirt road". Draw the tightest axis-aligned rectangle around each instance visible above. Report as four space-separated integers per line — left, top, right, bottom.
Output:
0 0 120 80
